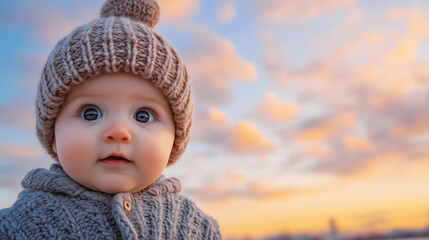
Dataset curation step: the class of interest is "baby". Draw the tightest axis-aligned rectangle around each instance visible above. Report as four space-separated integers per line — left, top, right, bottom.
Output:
0 0 221 239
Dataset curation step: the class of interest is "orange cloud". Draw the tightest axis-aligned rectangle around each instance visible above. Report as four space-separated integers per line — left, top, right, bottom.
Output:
252 92 299 124
347 151 405 181
406 155 429 175
208 108 228 126
298 126 334 142
388 40 417 62
229 121 273 154
247 181 296 200
342 136 376 151
158 0 199 22
299 111 357 142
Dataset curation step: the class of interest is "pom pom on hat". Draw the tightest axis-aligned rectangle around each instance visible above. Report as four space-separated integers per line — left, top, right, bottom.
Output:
100 0 160 28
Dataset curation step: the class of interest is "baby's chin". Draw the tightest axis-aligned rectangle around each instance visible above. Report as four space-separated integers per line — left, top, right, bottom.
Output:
82 178 149 194
67 172 155 194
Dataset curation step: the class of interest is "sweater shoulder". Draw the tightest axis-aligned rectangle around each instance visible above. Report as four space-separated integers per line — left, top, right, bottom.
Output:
0 190 56 231
166 193 222 239
0 189 84 239
0 189 52 217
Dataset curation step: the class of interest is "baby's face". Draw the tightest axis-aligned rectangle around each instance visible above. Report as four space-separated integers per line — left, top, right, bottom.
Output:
52 73 175 194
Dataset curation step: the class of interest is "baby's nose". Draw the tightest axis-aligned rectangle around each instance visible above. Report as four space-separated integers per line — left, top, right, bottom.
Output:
103 122 132 143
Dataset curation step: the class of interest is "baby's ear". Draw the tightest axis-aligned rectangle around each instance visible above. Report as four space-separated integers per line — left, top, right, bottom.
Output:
52 141 57 154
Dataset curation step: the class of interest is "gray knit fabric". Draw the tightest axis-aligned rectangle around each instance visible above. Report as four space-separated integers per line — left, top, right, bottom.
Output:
36 0 192 165
0 164 221 240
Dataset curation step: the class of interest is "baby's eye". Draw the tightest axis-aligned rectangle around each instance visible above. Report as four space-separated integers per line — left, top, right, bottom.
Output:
134 109 155 123
81 106 102 121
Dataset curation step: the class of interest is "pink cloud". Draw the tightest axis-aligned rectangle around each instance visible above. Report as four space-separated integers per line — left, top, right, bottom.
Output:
0 98 35 130
305 144 332 158
391 121 429 140
0 142 43 159
386 6 429 41
251 0 357 25
226 170 246 183
4 2 98 44
262 31 337 89
218 2 236 23
185 27 258 106
228 121 273 154
190 107 229 144
195 184 228 199
298 111 357 142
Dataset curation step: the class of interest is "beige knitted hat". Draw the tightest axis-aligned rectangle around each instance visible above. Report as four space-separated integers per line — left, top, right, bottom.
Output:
36 0 192 165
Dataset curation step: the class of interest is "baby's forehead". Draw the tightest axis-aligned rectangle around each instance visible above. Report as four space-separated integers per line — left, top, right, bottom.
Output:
64 72 169 106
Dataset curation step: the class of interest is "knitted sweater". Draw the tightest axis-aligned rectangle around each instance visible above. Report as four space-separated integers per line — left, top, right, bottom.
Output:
0 164 221 240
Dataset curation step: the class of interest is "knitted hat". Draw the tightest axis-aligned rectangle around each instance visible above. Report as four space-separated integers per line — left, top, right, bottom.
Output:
36 0 192 165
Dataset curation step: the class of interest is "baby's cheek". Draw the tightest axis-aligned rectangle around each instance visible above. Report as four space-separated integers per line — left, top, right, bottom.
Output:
139 133 172 167
57 132 91 163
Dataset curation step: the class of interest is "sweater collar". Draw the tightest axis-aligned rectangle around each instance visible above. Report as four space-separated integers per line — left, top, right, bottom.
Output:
22 163 181 198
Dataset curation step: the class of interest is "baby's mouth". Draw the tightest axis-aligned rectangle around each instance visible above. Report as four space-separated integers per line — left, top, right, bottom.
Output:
104 156 129 161
100 155 132 165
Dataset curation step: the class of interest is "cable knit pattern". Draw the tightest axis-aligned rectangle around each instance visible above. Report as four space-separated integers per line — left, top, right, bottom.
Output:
0 164 221 239
36 0 192 165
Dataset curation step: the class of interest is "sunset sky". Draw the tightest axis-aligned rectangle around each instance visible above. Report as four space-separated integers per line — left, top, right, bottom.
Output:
1 0 429 239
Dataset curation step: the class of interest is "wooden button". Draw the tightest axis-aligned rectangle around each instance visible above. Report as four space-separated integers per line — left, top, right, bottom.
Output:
123 200 132 212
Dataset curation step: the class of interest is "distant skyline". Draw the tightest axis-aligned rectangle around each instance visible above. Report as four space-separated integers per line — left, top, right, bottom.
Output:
1 0 429 239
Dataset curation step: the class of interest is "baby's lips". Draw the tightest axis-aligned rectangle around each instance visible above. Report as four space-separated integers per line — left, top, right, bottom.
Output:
101 153 131 162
